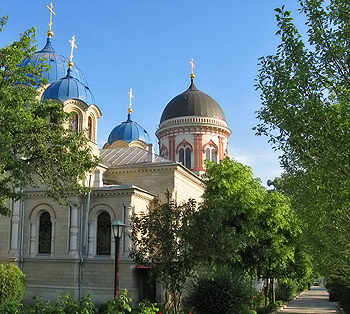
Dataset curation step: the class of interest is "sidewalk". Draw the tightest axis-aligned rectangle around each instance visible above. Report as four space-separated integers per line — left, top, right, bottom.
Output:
279 286 338 313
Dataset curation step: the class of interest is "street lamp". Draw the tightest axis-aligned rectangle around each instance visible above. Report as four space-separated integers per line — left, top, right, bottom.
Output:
111 219 125 298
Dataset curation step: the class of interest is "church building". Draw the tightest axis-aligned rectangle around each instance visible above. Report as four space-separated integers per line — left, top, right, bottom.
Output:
0 6 231 305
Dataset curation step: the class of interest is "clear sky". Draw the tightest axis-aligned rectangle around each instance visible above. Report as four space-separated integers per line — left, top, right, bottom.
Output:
1 1 305 186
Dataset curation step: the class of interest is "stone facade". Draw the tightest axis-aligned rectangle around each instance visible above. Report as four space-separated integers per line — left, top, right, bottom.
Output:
0 158 204 304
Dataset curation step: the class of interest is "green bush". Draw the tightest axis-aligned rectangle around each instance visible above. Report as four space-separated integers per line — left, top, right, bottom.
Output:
184 266 252 314
0 263 26 306
0 300 24 313
326 275 350 314
99 290 159 314
252 289 265 311
26 292 95 314
133 299 159 314
275 279 298 302
276 300 283 307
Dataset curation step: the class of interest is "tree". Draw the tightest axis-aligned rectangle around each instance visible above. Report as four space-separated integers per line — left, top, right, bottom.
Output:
193 159 300 305
194 159 298 275
255 0 350 275
0 17 99 215
130 192 198 314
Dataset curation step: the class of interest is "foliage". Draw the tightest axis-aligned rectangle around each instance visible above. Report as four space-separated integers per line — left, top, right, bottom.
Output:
192 159 299 278
0 16 99 216
130 192 197 314
255 0 350 275
275 279 298 302
0 300 24 314
184 266 253 314
25 292 95 314
252 290 265 312
326 274 350 313
133 300 160 314
0 263 25 306
99 290 159 314
99 290 132 314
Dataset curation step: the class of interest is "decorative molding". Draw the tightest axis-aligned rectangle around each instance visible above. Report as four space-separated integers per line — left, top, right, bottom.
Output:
176 139 193 153
203 139 219 152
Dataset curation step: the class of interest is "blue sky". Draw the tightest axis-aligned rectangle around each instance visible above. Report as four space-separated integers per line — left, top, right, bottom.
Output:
1 1 305 185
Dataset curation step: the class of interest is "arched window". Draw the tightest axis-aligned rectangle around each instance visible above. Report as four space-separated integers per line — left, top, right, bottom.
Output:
179 148 184 164
88 116 93 140
96 212 111 255
205 144 218 163
179 148 191 168
69 113 78 132
185 147 191 168
177 140 192 169
38 212 52 254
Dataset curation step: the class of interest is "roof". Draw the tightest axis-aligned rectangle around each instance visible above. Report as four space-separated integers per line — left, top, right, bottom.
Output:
160 79 226 123
20 37 88 86
107 113 151 145
41 68 95 105
100 146 170 168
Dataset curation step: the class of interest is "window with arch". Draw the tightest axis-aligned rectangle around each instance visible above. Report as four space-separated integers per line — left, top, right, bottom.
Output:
88 116 93 140
38 212 52 254
205 144 218 163
179 147 191 168
96 212 111 255
69 113 79 132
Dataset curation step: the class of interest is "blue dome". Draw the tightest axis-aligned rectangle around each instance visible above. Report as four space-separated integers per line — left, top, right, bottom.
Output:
20 37 88 85
41 68 95 105
108 113 152 145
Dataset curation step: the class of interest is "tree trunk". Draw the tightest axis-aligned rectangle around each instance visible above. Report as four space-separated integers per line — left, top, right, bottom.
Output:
264 278 269 307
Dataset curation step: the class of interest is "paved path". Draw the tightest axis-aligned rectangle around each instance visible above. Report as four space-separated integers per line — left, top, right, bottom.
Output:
279 286 338 313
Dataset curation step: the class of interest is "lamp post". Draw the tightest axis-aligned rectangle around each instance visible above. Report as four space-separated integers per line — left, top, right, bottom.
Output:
111 220 125 298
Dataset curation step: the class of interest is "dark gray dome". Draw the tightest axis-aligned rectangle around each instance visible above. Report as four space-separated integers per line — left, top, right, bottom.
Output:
160 79 226 123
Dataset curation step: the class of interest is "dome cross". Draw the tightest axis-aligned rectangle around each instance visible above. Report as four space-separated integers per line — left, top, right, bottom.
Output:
68 35 77 67
128 88 134 113
46 2 56 37
190 58 195 80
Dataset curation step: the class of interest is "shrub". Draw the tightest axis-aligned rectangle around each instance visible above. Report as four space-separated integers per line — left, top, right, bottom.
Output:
133 299 159 314
99 290 132 314
26 292 95 314
252 289 265 311
0 263 26 306
326 275 350 313
0 300 24 313
99 290 159 314
184 266 252 314
275 279 298 302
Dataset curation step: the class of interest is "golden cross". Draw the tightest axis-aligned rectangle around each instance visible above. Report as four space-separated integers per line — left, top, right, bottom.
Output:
128 88 134 113
69 35 77 64
46 2 56 31
190 58 195 75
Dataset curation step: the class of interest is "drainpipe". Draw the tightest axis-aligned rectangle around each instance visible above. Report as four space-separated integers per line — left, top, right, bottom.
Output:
19 190 24 271
78 175 92 299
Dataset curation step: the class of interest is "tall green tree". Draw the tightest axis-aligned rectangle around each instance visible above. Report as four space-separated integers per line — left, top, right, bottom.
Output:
130 193 198 314
256 0 350 275
195 159 299 305
0 18 99 215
